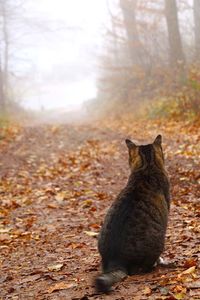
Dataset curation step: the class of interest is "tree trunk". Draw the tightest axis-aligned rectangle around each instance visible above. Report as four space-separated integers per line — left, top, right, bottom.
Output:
0 62 6 111
194 0 200 61
106 1 120 65
165 0 185 67
0 0 10 110
2 1 9 105
120 0 141 65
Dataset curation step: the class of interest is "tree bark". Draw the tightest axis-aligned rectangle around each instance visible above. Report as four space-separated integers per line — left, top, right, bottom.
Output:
165 0 185 67
2 1 9 106
106 0 120 65
119 0 141 65
0 61 6 111
0 0 9 111
194 0 200 61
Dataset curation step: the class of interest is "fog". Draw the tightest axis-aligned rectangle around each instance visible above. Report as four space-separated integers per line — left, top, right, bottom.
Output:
3 0 109 111
0 0 199 121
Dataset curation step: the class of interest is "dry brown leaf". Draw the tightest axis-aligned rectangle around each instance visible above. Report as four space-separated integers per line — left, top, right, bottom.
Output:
89 223 100 229
51 125 60 134
55 192 67 202
17 274 41 284
47 282 76 293
47 203 58 209
182 266 196 275
183 258 197 268
47 263 64 272
0 228 10 233
0 234 11 242
66 242 86 249
82 200 93 208
143 286 152 295
84 231 98 237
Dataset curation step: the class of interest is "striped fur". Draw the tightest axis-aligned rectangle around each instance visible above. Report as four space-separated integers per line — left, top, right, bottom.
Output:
95 135 170 293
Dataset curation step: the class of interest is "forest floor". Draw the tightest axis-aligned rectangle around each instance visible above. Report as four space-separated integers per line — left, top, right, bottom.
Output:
0 116 199 300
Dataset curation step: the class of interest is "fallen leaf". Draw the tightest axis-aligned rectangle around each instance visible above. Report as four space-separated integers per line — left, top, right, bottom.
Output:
0 228 11 233
182 266 196 275
0 234 11 242
84 231 98 237
143 286 152 295
16 274 41 284
82 200 93 208
174 292 186 300
55 192 67 202
183 258 197 268
47 203 58 209
51 126 59 134
89 223 100 229
47 282 76 293
48 263 64 272
186 280 200 289
66 242 86 249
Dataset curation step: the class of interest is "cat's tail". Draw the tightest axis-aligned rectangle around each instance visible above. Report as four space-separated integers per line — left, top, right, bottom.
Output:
95 270 127 293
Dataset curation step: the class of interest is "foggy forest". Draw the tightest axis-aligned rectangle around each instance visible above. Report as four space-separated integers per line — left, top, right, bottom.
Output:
0 0 199 299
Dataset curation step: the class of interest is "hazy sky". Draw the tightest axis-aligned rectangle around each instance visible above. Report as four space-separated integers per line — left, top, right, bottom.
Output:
22 0 109 110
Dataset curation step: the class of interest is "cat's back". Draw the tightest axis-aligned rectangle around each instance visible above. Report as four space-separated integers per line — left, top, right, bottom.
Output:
98 173 168 258
96 135 171 291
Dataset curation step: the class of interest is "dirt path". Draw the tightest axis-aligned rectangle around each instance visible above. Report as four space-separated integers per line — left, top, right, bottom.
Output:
0 119 199 300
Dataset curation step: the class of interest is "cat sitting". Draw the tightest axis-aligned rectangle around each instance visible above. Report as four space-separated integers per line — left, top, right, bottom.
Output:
95 135 170 293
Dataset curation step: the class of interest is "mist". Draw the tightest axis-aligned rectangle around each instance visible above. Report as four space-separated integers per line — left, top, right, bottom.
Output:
0 0 109 115
0 0 199 121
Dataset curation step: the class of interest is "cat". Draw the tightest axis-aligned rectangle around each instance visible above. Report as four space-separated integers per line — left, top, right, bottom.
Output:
95 135 170 293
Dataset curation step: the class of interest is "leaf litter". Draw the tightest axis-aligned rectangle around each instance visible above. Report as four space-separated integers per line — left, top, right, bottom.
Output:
0 119 199 299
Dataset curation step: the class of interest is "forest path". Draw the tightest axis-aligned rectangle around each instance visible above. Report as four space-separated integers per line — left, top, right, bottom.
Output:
0 119 199 300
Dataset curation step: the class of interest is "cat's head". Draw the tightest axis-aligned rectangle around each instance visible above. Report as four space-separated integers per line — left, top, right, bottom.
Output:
125 135 164 172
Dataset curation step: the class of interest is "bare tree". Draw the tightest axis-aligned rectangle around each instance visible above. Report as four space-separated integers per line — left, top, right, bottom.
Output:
194 0 200 61
0 0 9 110
119 0 142 65
0 62 5 110
164 0 185 67
0 0 26 110
0 0 74 112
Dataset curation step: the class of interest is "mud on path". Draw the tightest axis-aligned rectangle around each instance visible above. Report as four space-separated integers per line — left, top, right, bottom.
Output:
0 119 199 299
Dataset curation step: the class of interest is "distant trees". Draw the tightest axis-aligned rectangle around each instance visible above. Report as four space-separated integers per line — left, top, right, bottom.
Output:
0 65 5 110
120 0 141 65
164 0 185 67
0 0 9 110
94 0 200 117
194 0 200 61
0 1 80 113
0 0 26 111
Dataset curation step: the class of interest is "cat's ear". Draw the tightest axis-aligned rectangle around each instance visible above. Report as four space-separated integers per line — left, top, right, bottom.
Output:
153 134 162 146
125 139 137 149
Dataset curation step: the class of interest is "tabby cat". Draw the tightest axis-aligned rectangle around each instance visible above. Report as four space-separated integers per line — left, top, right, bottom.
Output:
95 135 170 293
